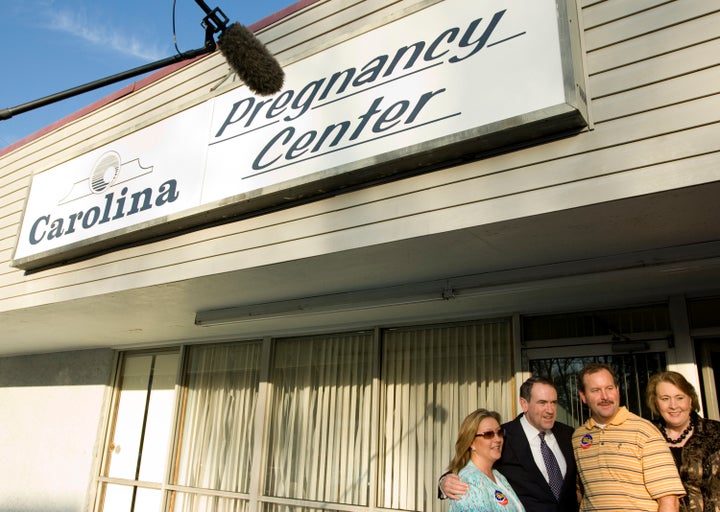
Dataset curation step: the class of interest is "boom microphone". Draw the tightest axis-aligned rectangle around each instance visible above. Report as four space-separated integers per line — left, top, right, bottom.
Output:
0 2 285 121
218 23 285 96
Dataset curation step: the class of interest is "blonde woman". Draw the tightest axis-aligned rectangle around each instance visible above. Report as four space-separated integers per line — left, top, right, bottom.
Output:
448 409 525 511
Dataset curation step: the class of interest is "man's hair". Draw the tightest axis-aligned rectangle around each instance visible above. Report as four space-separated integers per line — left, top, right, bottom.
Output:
519 375 557 401
576 362 618 392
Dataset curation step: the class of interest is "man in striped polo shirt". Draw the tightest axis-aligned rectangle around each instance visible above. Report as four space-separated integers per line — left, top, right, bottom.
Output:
573 363 685 511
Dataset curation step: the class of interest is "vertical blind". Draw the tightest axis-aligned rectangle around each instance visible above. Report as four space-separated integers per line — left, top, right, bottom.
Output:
265 332 374 505
100 319 515 512
174 341 262 509
379 321 513 512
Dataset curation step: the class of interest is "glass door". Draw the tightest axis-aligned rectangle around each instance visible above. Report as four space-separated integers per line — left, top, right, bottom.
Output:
98 350 180 512
521 304 673 427
528 353 666 427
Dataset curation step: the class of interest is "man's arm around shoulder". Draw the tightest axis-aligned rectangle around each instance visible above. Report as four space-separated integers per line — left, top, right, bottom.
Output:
438 472 468 500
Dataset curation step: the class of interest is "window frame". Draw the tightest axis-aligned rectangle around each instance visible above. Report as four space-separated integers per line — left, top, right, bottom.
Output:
95 319 516 512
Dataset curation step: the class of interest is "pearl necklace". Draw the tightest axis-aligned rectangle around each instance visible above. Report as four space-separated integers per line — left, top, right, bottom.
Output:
660 416 695 445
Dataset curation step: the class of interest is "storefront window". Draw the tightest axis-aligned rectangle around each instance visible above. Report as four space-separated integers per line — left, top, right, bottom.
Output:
171 492 248 512
265 332 374 505
97 319 514 512
175 341 262 495
378 320 513 512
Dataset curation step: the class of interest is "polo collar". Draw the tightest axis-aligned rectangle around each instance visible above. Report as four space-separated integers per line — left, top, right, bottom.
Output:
583 406 628 429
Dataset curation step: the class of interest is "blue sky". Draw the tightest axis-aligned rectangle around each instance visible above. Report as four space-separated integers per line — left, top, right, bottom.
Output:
0 0 297 149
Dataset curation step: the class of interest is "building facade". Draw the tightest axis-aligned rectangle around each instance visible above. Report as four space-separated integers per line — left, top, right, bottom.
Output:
1 1 719 511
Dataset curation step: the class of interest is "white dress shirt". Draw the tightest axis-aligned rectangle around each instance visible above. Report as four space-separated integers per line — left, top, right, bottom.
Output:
519 414 567 483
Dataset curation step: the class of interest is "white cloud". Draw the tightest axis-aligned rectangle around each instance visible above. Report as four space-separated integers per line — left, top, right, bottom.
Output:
45 8 167 61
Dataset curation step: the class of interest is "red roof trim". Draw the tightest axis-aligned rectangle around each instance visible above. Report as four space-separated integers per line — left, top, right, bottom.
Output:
0 57 203 156
1 0 320 157
250 0 319 30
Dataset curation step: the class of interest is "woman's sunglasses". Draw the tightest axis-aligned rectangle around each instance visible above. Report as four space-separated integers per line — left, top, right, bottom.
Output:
474 428 505 439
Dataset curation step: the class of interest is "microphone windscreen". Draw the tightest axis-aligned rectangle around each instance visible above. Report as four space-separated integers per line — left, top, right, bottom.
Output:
218 23 285 96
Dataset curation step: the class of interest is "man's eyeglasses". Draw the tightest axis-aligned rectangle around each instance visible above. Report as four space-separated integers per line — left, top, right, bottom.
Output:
475 428 505 439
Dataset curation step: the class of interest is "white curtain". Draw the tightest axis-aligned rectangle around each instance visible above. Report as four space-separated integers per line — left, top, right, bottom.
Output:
174 341 262 509
265 332 374 505
378 320 513 512
166 321 512 512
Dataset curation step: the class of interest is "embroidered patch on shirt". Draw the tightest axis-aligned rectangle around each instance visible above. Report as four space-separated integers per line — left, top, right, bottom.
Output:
580 433 593 449
494 490 509 506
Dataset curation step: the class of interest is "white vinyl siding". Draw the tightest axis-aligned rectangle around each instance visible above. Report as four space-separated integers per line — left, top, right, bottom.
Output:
2 0 718 315
2 2 718 510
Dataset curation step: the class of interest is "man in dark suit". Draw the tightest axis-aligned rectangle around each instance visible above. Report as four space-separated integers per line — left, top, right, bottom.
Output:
439 376 579 511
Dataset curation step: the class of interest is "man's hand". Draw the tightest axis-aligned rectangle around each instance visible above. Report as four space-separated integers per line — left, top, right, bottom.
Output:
440 473 469 500
656 495 680 512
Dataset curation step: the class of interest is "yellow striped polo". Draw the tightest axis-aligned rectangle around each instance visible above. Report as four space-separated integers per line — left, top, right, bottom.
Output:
573 406 685 511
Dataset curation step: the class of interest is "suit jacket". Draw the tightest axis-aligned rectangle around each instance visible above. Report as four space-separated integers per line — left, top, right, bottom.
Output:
495 414 578 512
